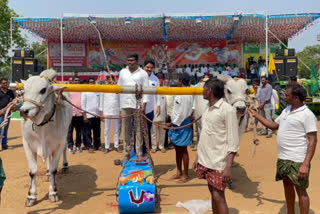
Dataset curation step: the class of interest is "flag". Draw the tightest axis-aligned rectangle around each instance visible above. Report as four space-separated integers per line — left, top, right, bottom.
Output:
310 62 319 95
268 54 276 74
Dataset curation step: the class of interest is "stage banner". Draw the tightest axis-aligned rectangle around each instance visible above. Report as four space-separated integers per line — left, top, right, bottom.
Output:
243 42 281 65
48 43 87 67
87 40 241 69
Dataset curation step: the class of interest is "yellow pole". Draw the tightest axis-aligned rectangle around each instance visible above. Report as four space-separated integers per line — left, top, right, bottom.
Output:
14 83 204 95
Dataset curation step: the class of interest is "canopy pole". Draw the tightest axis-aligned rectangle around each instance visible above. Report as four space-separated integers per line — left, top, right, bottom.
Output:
60 14 64 82
10 17 13 82
265 13 269 72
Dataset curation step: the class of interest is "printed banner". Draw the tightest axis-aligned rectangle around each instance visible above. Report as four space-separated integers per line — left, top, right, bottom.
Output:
48 43 87 67
87 40 241 69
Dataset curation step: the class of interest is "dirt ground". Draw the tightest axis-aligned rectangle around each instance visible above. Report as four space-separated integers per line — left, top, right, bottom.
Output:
1 120 320 214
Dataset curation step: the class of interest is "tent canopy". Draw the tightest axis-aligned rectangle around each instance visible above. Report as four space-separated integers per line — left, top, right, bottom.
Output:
13 12 320 43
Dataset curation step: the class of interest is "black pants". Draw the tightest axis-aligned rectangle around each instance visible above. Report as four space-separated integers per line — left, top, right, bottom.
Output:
84 117 101 149
67 116 84 148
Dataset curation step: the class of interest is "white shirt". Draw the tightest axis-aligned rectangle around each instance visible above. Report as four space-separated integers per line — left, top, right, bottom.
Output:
221 70 230 76
99 92 120 116
185 67 191 75
153 95 167 122
118 66 149 109
81 92 100 118
197 99 239 170
259 65 268 77
166 95 175 117
196 71 204 78
201 67 208 74
176 68 183 74
162 66 168 74
145 73 161 114
270 89 279 110
210 70 220 78
171 95 193 126
275 105 318 162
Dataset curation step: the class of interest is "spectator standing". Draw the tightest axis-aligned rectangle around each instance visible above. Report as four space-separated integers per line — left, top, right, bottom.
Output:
257 76 273 138
193 78 239 214
143 59 161 150
67 76 83 154
249 83 317 214
0 78 16 150
82 77 102 151
166 73 194 183
100 77 122 153
118 54 149 161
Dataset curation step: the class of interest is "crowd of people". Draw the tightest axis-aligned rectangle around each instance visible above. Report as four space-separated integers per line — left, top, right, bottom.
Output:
0 53 318 213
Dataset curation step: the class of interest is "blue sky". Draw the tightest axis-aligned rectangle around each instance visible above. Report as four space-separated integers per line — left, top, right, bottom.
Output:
8 0 320 51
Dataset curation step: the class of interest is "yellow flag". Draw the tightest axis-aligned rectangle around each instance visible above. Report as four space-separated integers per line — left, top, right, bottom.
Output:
268 54 276 74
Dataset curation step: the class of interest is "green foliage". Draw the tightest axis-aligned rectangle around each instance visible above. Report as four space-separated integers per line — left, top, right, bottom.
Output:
31 42 48 69
0 0 27 78
297 44 320 78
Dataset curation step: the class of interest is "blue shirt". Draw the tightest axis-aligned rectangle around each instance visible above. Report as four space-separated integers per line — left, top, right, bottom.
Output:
257 83 273 109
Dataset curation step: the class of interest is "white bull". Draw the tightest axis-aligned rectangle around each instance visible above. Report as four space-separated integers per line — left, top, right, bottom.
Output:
20 69 72 207
194 75 249 137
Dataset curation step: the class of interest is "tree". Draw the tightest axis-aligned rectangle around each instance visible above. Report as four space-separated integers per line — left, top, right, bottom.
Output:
297 45 320 78
31 42 48 69
0 0 27 78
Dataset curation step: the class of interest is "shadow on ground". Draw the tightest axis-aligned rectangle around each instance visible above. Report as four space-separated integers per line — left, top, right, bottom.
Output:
231 164 263 206
26 164 114 214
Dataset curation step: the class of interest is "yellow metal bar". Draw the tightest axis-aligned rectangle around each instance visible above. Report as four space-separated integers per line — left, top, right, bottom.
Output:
15 83 204 95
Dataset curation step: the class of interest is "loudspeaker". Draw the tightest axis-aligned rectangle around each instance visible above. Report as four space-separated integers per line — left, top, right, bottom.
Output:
287 49 295 56
274 57 287 80
23 58 38 78
285 57 298 77
12 57 24 82
276 49 284 57
25 50 35 58
14 49 24 57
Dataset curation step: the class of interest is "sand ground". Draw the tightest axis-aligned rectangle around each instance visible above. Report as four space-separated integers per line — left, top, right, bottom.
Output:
1 120 320 214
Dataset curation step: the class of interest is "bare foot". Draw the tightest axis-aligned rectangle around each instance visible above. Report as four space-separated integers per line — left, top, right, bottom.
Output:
169 173 182 180
176 175 189 183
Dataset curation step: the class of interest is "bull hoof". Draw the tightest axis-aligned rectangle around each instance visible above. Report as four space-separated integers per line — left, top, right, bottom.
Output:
25 198 36 207
49 194 59 202
62 167 69 173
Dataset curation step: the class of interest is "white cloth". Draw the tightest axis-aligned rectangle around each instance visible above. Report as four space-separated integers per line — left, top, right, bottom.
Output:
118 66 149 109
176 68 183 74
166 95 175 117
171 95 193 126
104 118 120 149
81 92 100 118
259 65 268 77
196 71 204 78
197 99 239 170
221 70 230 76
151 121 166 150
201 67 208 74
275 105 318 162
210 70 220 77
145 73 161 114
153 95 167 122
185 67 191 75
270 89 279 110
99 92 120 116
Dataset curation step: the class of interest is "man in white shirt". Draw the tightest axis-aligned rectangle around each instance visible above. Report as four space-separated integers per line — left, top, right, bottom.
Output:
151 76 167 153
81 77 102 151
144 59 161 152
193 78 239 214
166 73 194 183
185 64 191 75
100 76 122 153
249 83 317 214
118 54 149 161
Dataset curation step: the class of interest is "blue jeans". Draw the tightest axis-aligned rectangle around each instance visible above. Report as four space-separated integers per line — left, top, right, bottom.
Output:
0 115 11 145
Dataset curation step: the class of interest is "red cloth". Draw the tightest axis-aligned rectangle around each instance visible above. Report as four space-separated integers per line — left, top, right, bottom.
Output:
196 163 226 191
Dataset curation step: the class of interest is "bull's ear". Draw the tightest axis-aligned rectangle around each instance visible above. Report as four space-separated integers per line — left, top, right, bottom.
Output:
20 80 27 85
52 85 66 92
217 74 231 83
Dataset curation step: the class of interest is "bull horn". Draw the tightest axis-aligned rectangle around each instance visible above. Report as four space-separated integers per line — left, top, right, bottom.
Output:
217 74 232 83
40 69 57 82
